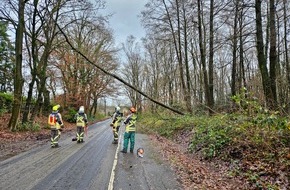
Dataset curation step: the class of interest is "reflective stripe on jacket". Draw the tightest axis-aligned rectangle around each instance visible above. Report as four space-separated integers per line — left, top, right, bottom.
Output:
124 113 137 132
75 113 87 127
113 111 122 127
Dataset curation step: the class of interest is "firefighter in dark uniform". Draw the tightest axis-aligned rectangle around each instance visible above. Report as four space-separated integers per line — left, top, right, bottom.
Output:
74 106 88 143
110 106 123 144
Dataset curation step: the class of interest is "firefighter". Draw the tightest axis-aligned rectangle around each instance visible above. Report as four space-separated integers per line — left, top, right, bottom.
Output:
49 104 64 148
121 107 137 153
74 106 88 143
110 106 123 144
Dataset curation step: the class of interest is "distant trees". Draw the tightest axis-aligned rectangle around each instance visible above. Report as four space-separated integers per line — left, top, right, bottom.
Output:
0 21 13 92
121 36 143 111
1 0 290 125
139 0 290 114
0 0 117 130
52 6 118 116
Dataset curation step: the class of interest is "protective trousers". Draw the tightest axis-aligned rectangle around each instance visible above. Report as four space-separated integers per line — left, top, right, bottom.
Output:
112 126 120 143
122 131 135 153
76 126 84 143
51 129 61 147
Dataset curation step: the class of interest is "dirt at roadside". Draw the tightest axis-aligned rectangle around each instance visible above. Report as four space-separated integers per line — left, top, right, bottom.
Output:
0 116 76 161
149 134 249 190
0 123 245 189
0 126 249 189
1 116 288 189
0 130 77 161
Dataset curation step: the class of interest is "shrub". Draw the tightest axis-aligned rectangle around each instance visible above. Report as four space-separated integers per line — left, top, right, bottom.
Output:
17 122 41 132
63 107 77 123
93 112 107 121
0 92 13 113
188 115 232 159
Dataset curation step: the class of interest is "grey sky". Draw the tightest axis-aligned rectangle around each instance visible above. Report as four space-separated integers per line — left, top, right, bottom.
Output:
99 1 148 106
103 0 147 47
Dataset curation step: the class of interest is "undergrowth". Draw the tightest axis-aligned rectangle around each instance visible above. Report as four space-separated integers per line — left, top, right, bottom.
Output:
138 110 290 189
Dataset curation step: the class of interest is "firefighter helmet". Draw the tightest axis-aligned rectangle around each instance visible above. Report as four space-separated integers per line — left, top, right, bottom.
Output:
79 106 84 113
52 104 60 111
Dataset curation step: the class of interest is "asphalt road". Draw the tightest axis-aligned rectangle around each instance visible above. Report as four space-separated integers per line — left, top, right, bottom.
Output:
0 119 182 190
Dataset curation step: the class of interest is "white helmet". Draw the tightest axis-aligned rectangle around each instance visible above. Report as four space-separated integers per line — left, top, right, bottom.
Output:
79 106 84 113
115 106 120 112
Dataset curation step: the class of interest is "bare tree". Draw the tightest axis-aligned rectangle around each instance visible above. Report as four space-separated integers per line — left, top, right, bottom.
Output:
255 0 276 109
50 4 117 114
121 36 143 111
231 0 239 97
208 0 215 114
8 0 27 131
269 0 277 108
197 0 210 113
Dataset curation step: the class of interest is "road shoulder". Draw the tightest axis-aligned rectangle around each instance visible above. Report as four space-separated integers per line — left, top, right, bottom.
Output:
114 133 182 190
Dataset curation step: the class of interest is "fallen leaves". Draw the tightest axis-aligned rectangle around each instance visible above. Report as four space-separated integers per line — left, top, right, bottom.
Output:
150 134 247 190
287 153 290 159
0 114 76 161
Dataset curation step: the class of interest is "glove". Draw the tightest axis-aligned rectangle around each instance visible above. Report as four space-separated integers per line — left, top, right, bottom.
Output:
59 128 63 132
110 123 114 127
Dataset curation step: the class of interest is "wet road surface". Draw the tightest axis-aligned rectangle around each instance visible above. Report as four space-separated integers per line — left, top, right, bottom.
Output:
0 119 181 190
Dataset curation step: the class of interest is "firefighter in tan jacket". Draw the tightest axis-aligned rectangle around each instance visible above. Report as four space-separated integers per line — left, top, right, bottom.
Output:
48 105 64 148
74 106 88 143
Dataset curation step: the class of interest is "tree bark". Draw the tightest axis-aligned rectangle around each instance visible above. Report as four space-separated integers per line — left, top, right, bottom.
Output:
269 0 277 108
182 1 192 113
231 0 239 97
255 0 275 109
22 0 39 123
9 0 26 131
198 0 210 114
239 3 246 92
283 0 290 104
208 0 215 114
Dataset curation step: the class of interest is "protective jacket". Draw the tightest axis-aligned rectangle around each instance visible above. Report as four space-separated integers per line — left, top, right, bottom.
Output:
49 111 63 129
112 111 122 127
75 113 88 127
124 113 137 132
49 110 63 148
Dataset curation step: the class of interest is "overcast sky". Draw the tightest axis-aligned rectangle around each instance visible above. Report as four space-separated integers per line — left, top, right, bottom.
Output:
102 0 147 47
99 0 148 106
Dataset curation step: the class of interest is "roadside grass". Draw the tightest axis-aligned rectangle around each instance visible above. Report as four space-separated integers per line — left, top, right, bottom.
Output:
138 111 290 189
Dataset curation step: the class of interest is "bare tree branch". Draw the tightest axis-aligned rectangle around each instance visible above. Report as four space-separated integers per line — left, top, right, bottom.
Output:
55 22 185 115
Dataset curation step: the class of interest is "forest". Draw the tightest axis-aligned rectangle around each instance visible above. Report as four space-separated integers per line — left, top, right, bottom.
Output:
0 0 289 126
0 0 290 189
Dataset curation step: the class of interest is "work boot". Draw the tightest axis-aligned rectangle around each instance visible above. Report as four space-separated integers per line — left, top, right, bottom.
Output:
112 140 118 144
130 149 133 153
120 150 127 153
